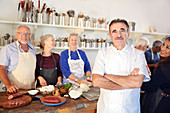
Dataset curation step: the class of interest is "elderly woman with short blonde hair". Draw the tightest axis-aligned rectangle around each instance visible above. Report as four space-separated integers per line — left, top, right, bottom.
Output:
35 34 62 87
60 33 92 85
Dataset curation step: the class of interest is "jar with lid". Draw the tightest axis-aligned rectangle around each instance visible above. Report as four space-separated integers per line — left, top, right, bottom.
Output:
92 39 97 48
86 39 91 48
64 37 68 47
97 38 102 48
56 38 60 47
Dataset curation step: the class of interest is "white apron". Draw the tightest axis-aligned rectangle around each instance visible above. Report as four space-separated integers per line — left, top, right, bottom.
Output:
63 49 85 84
8 42 36 89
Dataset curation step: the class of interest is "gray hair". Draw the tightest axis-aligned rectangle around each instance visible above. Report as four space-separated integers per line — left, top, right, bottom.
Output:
135 37 150 47
68 33 80 42
40 34 54 49
152 40 163 48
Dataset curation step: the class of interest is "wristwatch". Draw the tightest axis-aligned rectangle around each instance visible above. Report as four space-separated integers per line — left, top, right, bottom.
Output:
75 77 78 82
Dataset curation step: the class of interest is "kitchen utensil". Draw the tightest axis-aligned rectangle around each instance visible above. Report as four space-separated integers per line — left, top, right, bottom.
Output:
78 18 84 27
58 13 65 25
82 87 100 101
37 13 42 23
129 21 136 31
68 17 75 26
0 95 32 109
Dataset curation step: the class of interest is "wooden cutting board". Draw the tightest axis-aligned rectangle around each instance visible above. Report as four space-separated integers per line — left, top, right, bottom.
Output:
0 95 32 109
82 87 100 101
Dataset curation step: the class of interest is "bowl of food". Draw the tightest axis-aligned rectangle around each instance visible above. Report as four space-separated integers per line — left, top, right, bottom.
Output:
28 90 39 95
59 83 72 94
37 85 55 95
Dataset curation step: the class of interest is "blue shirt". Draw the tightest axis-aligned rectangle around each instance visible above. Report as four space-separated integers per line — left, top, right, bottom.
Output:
144 49 160 74
145 49 160 64
60 49 91 78
0 41 36 74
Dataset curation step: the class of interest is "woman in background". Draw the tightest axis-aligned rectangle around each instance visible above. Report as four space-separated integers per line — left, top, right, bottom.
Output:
143 37 170 113
35 34 62 87
60 33 91 85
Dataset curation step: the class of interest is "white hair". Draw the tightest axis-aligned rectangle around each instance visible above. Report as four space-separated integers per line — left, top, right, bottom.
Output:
68 33 80 42
135 37 150 47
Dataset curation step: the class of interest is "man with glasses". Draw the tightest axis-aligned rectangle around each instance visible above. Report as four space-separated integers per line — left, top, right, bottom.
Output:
0 25 36 93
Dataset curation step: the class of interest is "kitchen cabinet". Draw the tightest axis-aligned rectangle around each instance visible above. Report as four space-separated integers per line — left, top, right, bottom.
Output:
0 20 170 66
0 20 169 48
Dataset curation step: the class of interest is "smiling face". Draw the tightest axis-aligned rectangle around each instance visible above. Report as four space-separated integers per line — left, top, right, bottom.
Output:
16 26 31 45
44 36 56 50
69 35 79 50
160 39 170 58
109 22 129 50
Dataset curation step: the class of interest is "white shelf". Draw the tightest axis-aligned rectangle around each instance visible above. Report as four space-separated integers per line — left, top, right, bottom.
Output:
34 46 99 50
0 20 108 32
0 46 100 50
1 20 170 37
131 31 170 36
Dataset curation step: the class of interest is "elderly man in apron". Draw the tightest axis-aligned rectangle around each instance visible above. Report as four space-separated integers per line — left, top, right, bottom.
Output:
0 25 36 93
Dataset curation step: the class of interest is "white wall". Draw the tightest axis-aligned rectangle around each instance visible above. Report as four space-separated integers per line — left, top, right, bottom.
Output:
0 0 170 67
0 0 170 33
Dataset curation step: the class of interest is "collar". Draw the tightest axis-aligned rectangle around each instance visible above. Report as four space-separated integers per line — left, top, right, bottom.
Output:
16 41 34 52
111 44 129 51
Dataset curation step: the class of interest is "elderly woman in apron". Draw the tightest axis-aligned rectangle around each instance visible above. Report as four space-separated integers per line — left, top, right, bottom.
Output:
60 33 92 85
35 34 62 87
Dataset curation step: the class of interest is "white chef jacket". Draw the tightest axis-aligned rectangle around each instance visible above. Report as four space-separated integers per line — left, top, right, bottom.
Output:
92 45 150 113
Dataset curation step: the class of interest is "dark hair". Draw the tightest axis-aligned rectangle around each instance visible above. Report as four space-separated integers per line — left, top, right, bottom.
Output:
158 37 170 65
109 18 129 33
165 36 170 41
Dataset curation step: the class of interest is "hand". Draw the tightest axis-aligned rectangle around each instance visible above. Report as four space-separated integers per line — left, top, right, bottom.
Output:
130 68 140 76
6 84 19 93
153 63 158 68
77 79 89 85
86 76 92 81
55 81 62 86
38 76 47 86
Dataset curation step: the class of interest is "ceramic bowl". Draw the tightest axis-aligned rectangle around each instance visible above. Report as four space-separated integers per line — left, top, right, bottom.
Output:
28 90 39 95
59 86 69 94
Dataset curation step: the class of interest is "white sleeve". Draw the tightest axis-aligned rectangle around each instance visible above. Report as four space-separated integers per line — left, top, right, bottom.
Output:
92 48 105 76
135 51 150 82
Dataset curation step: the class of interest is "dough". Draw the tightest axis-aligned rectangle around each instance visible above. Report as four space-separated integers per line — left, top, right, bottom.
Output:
80 83 90 92
69 89 82 99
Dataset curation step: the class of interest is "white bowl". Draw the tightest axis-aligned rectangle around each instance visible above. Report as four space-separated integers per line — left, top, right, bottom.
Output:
28 90 39 95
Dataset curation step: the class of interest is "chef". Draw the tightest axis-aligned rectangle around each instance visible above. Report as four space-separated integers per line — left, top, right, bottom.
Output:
0 25 36 93
92 18 150 113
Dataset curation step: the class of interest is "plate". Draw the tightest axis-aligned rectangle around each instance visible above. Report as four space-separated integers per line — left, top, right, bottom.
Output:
40 96 67 106
35 94 51 99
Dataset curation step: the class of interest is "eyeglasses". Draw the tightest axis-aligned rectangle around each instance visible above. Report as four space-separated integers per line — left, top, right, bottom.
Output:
17 32 31 36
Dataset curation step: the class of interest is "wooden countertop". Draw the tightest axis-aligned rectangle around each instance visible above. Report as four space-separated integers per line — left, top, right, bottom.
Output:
0 92 97 113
